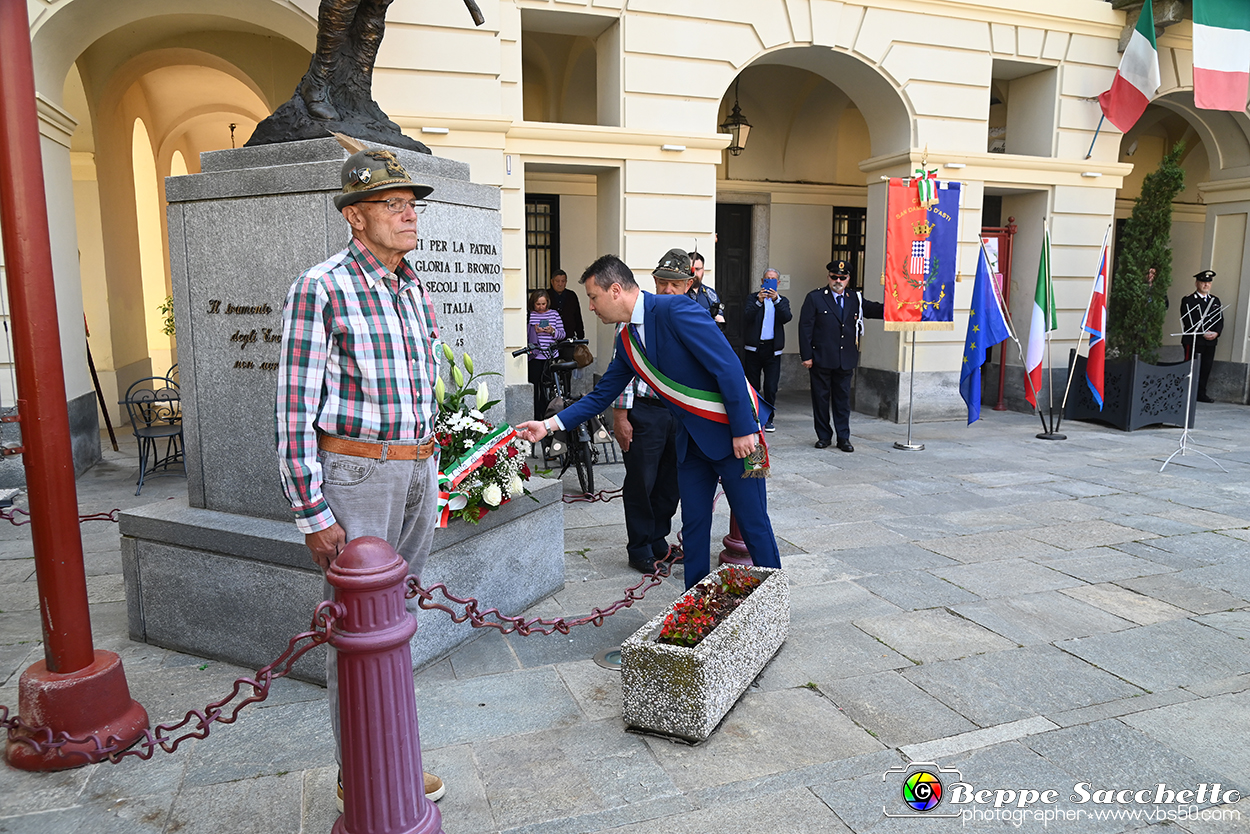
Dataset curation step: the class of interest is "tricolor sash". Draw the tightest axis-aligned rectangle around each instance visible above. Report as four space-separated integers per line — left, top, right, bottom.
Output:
619 327 769 477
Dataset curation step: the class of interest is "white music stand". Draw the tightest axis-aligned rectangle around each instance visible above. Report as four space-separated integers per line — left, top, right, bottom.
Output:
1160 301 1228 473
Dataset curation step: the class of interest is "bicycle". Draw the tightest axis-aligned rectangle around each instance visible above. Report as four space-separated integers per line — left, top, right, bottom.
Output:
512 338 609 496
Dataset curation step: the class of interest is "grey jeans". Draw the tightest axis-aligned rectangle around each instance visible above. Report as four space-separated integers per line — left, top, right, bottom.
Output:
319 447 440 763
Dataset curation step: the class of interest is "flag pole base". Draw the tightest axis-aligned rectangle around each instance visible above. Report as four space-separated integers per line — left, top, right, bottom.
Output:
893 442 925 451
1035 432 1067 441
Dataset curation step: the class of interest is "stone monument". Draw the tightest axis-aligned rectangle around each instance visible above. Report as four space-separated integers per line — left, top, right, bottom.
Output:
120 137 564 683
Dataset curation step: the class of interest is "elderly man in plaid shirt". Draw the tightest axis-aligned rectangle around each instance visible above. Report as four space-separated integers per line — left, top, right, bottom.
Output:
276 146 446 805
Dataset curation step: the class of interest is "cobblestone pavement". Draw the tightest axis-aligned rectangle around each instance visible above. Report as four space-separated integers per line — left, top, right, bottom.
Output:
0 392 1247 833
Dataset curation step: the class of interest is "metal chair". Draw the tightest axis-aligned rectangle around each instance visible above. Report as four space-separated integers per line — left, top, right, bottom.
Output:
121 376 184 495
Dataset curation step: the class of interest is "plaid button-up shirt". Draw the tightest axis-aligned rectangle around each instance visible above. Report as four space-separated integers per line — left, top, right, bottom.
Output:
277 239 441 533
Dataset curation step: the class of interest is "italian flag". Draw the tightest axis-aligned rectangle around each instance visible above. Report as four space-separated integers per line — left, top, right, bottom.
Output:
1024 226 1055 409
1098 0 1160 132
1194 0 1250 111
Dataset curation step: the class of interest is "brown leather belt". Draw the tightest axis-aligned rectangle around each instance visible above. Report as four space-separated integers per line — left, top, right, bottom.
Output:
318 433 437 462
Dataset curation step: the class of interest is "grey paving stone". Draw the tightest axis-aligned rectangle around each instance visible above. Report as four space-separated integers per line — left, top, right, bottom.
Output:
503 607 652 669
1036 547 1174 582
901 716 1058 762
1025 719 1236 792
1021 520 1157 550
854 570 980 610
642 687 883 793
555 658 622 722
756 621 912 690
594 785 850 834
1173 561 1250 603
1114 514 1211 537
447 628 521 678
902 645 1144 727
298 766 340 834
1174 795 1250 834
1194 610 1250 640
819 670 977 747
1056 618 1250 691
1046 687 1197 728
1141 531 1248 561
1060 583 1190 626
823 543 958 575
1123 690 1250 788
1012 498 1111 523
854 608 1015 663
1153 507 1250 531
475 718 679 832
1112 540 1224 570
166 771 303 834
1115 574 1247 615
781 521 910 552
416 666 584 749
952 591 1136 645
788 579 906 625
781 552 871 585
180 699 334 788
935 559 1083 599
0 793 174 833
0 760 90 817
918 530 1066 564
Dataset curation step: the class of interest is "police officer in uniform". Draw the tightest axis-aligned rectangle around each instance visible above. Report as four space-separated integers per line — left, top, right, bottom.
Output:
797 260 884 451
1180 269 1223 403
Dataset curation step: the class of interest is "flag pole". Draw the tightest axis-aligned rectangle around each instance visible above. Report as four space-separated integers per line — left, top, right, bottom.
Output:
1040 218 1064 438
1055 224 1111 431
1085 114 1105 160
979 238 1050 434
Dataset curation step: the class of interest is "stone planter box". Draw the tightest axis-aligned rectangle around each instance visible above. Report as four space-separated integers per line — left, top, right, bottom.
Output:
620 567 789 742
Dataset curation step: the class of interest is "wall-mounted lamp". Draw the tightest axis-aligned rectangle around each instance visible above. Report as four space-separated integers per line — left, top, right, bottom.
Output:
421 126 450 135
1080 171 1102 178
661 144 686 152
944 163 966 169
719 78 752 156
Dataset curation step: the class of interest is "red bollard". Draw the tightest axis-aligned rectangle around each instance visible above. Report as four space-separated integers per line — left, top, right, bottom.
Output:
718 511 754 567
328 537 442 834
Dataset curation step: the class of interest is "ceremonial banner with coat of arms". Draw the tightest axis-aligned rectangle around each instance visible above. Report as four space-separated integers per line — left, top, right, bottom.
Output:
884 178 961 331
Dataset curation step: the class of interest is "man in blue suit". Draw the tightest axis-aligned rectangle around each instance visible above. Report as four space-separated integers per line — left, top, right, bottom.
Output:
516 252 782 589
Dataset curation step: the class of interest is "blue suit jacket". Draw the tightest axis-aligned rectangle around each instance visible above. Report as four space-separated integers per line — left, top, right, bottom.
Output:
557 293 772 462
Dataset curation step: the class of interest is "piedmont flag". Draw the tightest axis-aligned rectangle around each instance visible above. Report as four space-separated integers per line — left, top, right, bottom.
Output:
1023 227 1056 408
1194 0 1250 111
1097 0 1160 131
960 247 1012 425
1082 240 1110 410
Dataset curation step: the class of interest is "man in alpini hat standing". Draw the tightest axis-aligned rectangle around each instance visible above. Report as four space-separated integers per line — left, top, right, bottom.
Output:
276 146 446 807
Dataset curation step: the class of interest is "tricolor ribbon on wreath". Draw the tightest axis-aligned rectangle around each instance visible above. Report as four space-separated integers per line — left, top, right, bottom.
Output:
620 327 770 478
436 423 518 526
913 166 939 207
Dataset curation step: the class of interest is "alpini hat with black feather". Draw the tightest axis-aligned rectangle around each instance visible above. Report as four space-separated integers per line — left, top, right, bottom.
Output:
332 133 433 210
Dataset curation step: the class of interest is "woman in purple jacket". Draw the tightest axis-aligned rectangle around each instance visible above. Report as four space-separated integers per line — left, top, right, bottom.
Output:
527 289 566 420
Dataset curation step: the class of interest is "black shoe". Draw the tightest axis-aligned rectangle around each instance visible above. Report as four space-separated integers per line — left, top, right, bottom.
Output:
815 440 831 449
836 440 854 453
629 556 667 576
662 544 684 564
764 422 775 433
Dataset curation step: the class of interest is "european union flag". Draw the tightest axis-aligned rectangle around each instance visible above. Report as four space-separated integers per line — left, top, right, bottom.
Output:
960 247 1012 424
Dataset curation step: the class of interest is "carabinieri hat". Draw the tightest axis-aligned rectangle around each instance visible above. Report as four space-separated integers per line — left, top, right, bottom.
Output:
335 147 433 210
653 248 694 282
827 259 851 276
1194 269 1216 282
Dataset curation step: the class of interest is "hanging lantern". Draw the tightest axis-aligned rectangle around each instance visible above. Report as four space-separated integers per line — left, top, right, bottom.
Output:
719 79 751 156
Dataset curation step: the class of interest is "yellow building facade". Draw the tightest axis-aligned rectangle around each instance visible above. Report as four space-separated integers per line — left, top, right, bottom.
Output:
11 0 1249 471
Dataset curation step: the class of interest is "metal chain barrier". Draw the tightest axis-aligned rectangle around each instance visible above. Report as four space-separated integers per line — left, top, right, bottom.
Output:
0 506 123 526
561 486 623 504
1 601 341 764
407 549 677 635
